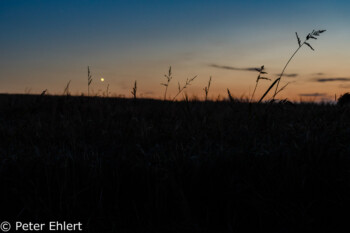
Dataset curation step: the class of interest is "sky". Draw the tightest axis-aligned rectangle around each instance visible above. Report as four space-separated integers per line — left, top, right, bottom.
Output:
1 0 350 101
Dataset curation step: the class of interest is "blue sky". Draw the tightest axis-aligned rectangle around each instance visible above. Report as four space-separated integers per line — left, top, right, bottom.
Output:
1 0 349 100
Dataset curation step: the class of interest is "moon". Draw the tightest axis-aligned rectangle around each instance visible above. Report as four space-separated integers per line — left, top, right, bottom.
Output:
100 78 104 82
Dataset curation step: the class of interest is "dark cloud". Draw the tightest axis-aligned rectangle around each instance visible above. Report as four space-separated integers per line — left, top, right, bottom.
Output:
299 93 327 97
314 72 325 76
209 64 260 72
275 73 298 78
314 77 350 82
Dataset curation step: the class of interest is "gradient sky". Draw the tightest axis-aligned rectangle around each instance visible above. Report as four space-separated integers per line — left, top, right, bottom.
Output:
1 0 350 101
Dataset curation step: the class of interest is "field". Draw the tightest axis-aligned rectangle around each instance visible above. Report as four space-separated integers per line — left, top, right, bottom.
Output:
1 94 350 232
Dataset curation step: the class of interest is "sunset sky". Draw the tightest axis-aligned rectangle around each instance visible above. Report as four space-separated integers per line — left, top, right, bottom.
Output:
1 0 350 101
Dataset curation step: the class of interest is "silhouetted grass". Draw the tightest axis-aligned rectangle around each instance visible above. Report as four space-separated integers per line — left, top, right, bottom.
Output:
203 76 212 101
131 80 137 99
249 65 270 103
88 66 93 97
0 94 350 233
172 75 197 101
161 66 173 101
259 29 326 103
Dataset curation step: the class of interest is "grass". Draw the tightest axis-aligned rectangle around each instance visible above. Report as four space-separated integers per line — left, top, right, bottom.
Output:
88 66 93 97
172 75 197 101
203 76 212 101
63 80 71 96
0 28 337 233
1 94 350 233
258 29 326 103
249 65 270 103
161 66 173 101
131 80 137 99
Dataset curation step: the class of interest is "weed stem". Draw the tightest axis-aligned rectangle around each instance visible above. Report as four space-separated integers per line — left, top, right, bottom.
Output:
272 42 304 99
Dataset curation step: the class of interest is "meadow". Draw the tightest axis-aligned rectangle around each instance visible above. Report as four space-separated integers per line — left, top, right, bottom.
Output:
0 93 350 232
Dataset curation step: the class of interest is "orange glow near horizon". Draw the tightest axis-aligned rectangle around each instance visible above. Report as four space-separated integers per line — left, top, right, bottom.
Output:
3 32 349 103
1 2 350 102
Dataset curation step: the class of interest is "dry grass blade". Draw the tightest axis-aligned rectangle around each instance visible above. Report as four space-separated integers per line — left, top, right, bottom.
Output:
275 82 291 96
250 65 270 103
40 89 47 96
131 81 137 99
227 88 234 102
258 78 280 103
258 29 326 103
172 75 197 101
296 32 301 47
304 42 314 51
88 66 93 97
63 80 71 96
203 76 212 101
161 66 173 100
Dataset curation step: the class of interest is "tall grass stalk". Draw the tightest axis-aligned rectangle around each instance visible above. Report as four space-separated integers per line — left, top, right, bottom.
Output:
203 76 212 101
161 66 173 100
227 88 235 103
88 66 92 97
63 80 71 96
131 81 137 99
249 65 270 103
172 75 197 101
258 29 326 103
40 89 47 96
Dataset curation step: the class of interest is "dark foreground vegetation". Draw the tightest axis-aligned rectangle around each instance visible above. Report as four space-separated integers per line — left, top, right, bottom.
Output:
1 94 350 233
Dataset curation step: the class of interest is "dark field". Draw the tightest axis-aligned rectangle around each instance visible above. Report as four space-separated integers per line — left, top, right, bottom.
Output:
1 94 350 232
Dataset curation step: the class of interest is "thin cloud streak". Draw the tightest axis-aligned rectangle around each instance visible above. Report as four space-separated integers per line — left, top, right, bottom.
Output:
314 77 350 82
275 73 298 78
142 91 155 95
209 64 260 72
299 93 327 97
